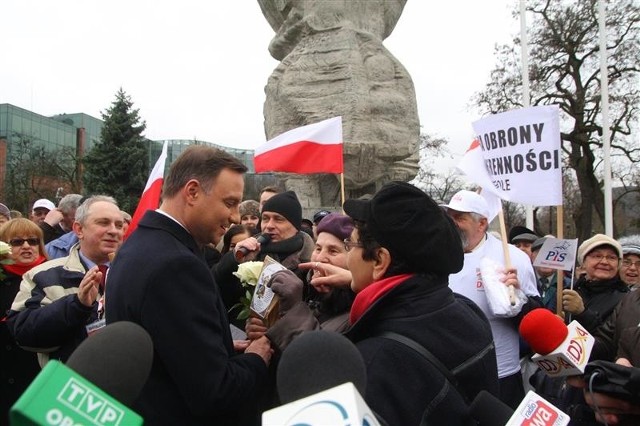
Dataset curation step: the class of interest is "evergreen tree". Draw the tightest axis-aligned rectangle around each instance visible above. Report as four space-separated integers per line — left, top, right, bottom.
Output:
83 88 149 213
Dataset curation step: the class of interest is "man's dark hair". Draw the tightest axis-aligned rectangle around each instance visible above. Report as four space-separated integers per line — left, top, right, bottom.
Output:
354 220 412 277
162 146 247 198
259 185 280 196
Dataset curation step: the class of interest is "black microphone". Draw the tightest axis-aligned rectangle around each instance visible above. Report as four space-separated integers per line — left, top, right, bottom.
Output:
276 330 366 403
66 321 153 406
469 390 513 426
235 233 271 261
265 330 389 425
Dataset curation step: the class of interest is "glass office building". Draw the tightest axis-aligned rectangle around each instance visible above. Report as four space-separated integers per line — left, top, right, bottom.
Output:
149 139 255 174
0 104 259 209
0 104 103 154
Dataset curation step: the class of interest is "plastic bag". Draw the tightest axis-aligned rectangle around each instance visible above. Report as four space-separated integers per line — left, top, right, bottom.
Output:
480 257 527 317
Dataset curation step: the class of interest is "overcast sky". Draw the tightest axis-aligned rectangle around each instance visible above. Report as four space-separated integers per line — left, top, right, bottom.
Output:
2 0 517 168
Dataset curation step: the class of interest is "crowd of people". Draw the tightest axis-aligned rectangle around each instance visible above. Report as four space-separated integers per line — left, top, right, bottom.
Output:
1 145 639 425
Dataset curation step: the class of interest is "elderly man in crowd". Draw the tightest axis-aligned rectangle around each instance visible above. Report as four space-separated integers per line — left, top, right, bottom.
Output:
40 193 83 243
7 195 123 365
29 198 55 226
509 225 539 262
442 190 541 409
213 190 314 324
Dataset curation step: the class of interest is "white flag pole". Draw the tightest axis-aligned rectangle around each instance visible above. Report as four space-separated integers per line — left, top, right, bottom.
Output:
520 0 534 229
599 0 613 236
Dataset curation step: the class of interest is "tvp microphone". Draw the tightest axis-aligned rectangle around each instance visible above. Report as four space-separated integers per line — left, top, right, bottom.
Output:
10 321 153 426
235 233 271 261
263 330 380 426
520 308 594 377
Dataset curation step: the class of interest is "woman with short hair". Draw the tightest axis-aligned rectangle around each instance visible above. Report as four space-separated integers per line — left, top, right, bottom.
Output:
0 218 48 422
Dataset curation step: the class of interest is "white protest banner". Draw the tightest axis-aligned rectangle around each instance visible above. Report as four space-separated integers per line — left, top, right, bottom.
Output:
533 238 578 271
466 105 562 206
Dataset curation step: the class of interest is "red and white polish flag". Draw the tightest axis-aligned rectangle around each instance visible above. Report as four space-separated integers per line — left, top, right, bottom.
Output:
125 141 168 239
254 116 343 174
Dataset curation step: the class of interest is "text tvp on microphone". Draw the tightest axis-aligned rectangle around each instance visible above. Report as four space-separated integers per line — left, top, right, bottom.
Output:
520 309 594 377
10 360 142 426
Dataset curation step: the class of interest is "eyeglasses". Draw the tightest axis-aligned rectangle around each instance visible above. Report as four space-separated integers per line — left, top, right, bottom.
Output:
587 253 619 263
343 239 363 252
622 259 640 268
9 238 40 247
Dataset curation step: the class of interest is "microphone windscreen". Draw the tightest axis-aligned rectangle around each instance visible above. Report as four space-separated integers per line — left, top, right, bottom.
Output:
67 321 153 405
519 308 568 355
256 233 271 245
276 330 366 404
469 390 513 426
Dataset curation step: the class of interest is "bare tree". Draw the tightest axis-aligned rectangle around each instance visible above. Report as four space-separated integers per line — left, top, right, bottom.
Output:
4 132 78 212
411 133 466 203
473 0 640 241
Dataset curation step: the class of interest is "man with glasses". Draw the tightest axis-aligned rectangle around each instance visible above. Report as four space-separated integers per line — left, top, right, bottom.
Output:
7 195 123 366
617 235 640 290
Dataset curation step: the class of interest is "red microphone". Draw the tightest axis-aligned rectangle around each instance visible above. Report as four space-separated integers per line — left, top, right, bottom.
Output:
519 308 568 355
519 308 594 377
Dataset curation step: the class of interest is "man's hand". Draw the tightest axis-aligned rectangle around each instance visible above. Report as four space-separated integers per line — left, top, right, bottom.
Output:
245 335 273 365
77 265 101 307
567 359 640 425
245 317 267 341
43 208 63 227
299 261 352 292
562 289 585 315
233 340 250 352
500 267 520 289
233 236 264 262
584 389 640 425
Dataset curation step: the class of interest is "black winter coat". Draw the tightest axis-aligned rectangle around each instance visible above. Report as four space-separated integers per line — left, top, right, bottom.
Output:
345 274 499 426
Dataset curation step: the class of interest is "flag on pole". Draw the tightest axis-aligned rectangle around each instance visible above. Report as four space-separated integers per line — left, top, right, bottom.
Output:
254 116 343 174
125 141 168 239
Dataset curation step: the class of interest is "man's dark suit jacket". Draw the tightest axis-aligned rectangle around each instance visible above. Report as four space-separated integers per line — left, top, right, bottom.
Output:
106 210 268 425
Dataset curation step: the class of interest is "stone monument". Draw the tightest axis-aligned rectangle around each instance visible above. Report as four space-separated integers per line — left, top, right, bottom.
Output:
258 0 419 213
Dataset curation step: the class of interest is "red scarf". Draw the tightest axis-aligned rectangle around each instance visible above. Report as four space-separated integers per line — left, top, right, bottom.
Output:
349 273 414 324
3 255 47 277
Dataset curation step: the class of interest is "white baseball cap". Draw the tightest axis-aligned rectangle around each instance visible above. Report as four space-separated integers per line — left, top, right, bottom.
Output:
441 190 490 219
32 198 56 212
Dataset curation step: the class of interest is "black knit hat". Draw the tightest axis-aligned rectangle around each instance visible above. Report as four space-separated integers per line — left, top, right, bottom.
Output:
262 191 302 230
343 181 463 275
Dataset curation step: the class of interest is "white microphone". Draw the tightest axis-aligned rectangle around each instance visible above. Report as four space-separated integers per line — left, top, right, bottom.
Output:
262 330 382 426
470 390 570 426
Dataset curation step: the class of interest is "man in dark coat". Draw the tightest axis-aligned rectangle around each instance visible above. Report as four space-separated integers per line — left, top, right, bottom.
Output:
213 190 314 325
105 146 272 425
342 181 499 426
